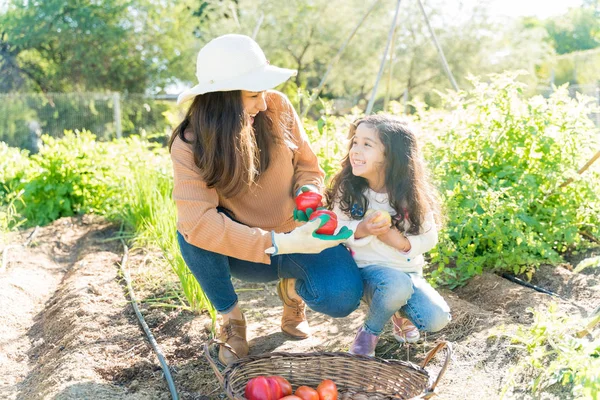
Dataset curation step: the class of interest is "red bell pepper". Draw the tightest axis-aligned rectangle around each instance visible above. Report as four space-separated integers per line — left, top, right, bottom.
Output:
295 190 323 212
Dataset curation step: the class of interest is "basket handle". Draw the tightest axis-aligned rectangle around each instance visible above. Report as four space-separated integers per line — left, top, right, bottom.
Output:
421 340 452 395
202 338 242 386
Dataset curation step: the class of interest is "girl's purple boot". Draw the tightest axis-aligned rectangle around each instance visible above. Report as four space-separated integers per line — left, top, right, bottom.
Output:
348 326 379 357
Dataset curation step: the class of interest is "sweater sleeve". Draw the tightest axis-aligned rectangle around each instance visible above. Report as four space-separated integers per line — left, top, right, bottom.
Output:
170 136 273 264
371 211 438 262
401 211 438 258
272 92 324 194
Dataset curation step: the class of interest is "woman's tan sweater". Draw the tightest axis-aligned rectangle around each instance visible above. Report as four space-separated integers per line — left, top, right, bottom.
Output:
170 90 324 264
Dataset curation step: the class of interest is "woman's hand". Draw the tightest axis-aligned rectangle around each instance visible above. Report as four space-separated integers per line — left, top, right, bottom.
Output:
378 228 412 252
293 186 323 222
266 214 353 255
354 211 391 239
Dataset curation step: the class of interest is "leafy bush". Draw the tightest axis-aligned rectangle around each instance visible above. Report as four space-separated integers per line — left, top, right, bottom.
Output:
16 131 121 225
415 73 600 286
0 142 31 202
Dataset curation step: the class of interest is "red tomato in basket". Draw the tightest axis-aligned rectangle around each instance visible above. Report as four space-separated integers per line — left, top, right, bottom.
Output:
268 376 293 397
245 377 274 400
316 379 338 400
267 377 283 400
280 396 303 400
308 210 338 235
295 385 320 400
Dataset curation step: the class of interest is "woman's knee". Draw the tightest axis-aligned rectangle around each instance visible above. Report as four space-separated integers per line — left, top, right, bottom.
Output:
310 277 363 318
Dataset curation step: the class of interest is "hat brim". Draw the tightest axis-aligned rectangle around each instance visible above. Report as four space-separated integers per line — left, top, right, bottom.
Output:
177 65 297 105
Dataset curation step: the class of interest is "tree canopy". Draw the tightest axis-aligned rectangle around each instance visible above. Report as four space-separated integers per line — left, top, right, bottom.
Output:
0 0 598 105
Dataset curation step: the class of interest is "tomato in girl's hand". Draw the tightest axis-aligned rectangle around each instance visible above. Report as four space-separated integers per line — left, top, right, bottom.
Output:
295 191 323 212
295 385 320 400
308 210 338 235
316 379 338 400
245 377 273 400
268 376 293 396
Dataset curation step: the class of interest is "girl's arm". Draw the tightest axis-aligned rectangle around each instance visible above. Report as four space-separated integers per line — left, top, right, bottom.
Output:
377 228 412 252
171 136 273 264
378 211 438 256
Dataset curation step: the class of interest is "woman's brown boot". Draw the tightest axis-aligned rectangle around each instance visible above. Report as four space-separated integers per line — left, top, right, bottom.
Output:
218 315 249 365
277 279 310 339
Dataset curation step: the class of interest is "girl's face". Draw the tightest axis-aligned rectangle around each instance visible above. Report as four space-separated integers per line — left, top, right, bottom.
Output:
349 123 386 190
241 90 267 125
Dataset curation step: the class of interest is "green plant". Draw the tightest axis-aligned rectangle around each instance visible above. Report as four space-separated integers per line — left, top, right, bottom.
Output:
0 193 26 237
116 154 215 317
0 142 31 205
16 131 125 225
416 72 600 286
502 303 600 399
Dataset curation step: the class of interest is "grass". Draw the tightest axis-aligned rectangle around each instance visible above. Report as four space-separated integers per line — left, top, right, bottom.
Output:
502 303 600 399
115 150 216 320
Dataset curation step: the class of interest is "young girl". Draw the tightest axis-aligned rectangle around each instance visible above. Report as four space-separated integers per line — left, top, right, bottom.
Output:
327 114 451 356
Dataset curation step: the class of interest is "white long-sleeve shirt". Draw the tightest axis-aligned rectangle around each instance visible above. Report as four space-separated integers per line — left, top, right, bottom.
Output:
333 189 438 275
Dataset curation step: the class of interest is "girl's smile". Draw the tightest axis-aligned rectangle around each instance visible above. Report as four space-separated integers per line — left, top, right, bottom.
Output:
350 123 386 190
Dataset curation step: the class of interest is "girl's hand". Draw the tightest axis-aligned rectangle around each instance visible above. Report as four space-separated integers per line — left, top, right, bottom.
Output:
378 228 412 252
355 211 391 239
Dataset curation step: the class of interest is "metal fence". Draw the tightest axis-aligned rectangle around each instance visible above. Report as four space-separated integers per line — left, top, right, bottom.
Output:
0 92 181 151
1 85 598 152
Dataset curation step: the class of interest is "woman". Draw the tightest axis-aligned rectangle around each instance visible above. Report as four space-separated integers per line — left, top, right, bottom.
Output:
170 34 363 365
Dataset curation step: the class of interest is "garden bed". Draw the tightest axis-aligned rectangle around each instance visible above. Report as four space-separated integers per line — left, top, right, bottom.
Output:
1 217 598 399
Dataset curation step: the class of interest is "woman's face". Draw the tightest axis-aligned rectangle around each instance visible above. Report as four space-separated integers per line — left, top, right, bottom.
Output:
241 90 267 125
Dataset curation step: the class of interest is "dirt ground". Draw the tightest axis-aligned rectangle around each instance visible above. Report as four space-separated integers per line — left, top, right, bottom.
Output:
1 216 599 400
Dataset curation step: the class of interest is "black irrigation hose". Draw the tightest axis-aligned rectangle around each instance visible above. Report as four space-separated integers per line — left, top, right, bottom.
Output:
119 239 179 400
501 272 561 298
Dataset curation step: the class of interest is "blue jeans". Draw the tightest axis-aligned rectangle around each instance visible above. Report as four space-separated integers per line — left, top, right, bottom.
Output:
360 265 451 336
177 232 363 318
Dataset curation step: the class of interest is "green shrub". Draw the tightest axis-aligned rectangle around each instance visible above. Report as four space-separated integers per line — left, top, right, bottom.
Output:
0 142 31 204
416 72 600 286
17 131 119 225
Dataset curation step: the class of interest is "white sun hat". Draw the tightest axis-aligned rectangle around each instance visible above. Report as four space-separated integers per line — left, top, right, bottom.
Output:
177 34 297 105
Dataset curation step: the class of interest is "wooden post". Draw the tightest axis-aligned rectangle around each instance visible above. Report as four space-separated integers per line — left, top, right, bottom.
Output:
383 20 399 113
113 92 122 139
301 0 382 118
559 150 600 189
416 0 459 91
366 0 402 115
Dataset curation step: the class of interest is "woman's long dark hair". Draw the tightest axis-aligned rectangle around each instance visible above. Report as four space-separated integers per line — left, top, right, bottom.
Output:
168 91 282 198
326 115 441 235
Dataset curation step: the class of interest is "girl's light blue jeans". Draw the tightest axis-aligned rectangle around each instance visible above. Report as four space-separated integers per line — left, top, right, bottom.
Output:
177 232 363 318
360 264 451 336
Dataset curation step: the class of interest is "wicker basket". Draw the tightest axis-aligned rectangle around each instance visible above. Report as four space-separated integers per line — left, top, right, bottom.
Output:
204 340 451 400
